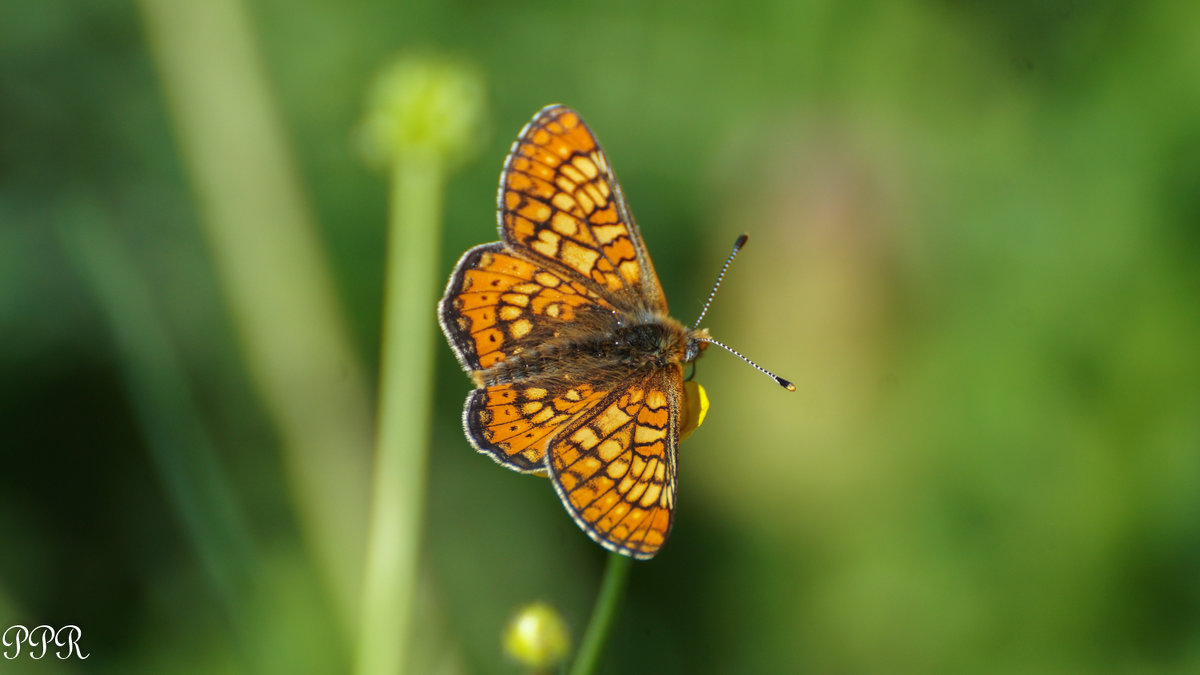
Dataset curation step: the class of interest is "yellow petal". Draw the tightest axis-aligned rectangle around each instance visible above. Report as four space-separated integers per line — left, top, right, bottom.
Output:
679 382 709 442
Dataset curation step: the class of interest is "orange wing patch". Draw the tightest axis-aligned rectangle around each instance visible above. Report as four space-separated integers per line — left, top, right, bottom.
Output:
500 105 665 309
548 369 680 559
440 242 614 371
464 381 609 474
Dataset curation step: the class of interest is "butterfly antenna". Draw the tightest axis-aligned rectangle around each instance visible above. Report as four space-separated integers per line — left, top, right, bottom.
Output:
697 336 795 391
692 233 749 329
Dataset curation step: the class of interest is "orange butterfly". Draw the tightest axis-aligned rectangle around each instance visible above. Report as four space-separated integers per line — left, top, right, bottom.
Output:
439 105 792 559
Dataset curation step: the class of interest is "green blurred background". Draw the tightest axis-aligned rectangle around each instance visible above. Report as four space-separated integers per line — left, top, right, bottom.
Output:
2 0 1198 672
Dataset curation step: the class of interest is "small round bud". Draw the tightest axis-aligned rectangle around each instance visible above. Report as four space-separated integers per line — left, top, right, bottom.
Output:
502 602 571 670
356 55 487 169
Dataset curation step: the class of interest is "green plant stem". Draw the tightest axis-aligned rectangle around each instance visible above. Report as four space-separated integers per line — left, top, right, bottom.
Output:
569 552 634 675
355 155 444 675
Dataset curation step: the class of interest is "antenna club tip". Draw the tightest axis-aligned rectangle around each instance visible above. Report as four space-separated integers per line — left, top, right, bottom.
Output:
735 233 749 248
779 378 796 391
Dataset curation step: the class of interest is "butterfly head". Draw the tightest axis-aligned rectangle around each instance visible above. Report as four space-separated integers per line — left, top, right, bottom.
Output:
684 327 711 363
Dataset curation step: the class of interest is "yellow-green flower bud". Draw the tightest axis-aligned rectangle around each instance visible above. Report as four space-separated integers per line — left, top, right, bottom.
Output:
503 601 571 670
356 55 487 169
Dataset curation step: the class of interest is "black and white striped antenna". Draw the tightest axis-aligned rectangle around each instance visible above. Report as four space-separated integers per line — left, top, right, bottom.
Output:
692 234 795 391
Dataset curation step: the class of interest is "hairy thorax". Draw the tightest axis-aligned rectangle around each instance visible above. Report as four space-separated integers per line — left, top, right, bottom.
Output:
473 309 709 390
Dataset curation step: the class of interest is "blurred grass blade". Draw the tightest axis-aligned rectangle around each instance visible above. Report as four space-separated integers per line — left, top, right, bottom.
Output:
56 205 256 643
136 0 374 638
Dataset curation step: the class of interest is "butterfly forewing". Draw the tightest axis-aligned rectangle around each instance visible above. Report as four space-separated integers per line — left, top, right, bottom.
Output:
439 243 615 371
499 105 666 311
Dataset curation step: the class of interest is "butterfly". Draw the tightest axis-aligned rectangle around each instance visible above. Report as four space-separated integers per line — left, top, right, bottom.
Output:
439 105 792 559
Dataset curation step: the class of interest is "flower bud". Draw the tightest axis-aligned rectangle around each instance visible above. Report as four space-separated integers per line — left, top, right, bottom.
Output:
356 55 487 169
502 602 571 670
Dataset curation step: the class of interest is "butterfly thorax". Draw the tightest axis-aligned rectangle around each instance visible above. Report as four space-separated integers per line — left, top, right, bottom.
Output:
472 309 708 390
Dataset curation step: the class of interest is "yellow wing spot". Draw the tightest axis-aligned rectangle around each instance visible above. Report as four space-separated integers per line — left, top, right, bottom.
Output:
564 388 582 401
619 261 640 281
573 156 599 179
531 229 561 258
630 455 647 477
552 192 576 213
571 427 600 450
533 272 561 287
640 483 662 507
634 424 667 443
645 390 667 409
575 190 595 215
627 481 648 502
643 457 659 480
592 224 624 244
597 439 624 462
551 211 579 237
521 402 542 415
607 459 629 478
545 304 562 318
555 175 577 193
577 456 602 478
593 406 632 435
499 305 523 321
526 387 547 400
560 163 585 184
501 293 529 307
510 319 532 339
584 183 605 209
559 240 600 274
531 407 555 424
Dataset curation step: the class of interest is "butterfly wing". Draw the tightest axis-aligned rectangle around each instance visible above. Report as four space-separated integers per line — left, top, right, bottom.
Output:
547 366 681 559
499 104 667 312
439 243 615 372
462 380 610 474
441 243 623 472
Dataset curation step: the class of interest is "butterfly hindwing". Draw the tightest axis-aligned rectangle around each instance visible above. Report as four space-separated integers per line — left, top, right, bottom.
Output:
547 366 681 559
463 380 609 474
